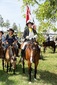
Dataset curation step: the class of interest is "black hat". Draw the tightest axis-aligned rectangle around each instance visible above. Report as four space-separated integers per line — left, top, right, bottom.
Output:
0 31 4 34
8 28 14 32
26 20 34 26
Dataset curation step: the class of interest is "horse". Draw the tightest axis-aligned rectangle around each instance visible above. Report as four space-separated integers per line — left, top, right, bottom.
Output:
21 40 40 81
43 41 56 53
5 44 17 74
0 39 5 70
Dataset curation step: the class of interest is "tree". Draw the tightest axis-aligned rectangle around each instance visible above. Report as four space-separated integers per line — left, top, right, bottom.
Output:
4 20 10 29
12 23 18 32
0 15 4 27
17 24 22 37
35 0 57 22
19 0 57 22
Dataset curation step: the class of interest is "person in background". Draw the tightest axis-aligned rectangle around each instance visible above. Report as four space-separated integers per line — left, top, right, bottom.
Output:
46 34 50 42
0 30 5 47
5 28 19 56
0 31 4 40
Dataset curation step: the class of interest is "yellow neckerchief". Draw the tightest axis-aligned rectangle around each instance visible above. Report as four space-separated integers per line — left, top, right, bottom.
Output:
29 28 32 32
9 34 14 38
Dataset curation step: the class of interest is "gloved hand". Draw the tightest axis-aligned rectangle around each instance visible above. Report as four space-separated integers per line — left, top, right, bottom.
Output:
6 41 8 44
26 36 29 39
21 38 25 42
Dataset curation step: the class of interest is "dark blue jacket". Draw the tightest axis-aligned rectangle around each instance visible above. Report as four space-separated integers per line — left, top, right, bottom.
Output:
5 34 16 45
23 28 37 38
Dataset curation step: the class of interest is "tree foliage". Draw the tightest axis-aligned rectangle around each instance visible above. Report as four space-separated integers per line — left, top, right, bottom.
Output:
19 0 57 22
12 23 18 32
0 15 4 27
4 20 10 29
0 15 10 29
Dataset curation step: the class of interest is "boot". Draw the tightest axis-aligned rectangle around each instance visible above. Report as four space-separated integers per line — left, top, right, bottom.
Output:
16 49 19 57
21 49 25 57
19 49 25 63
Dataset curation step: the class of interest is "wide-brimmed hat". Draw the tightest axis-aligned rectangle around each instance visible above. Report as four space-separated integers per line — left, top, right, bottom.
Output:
26 20 34 26
7 28 14 32
0 31 4 34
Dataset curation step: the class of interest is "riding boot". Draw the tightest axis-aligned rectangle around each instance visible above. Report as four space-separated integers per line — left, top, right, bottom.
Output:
16 49 19 57
21 49 25 58
19 49 25 63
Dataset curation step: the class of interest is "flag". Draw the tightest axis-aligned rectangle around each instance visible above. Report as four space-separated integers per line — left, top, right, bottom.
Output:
26 5 31 23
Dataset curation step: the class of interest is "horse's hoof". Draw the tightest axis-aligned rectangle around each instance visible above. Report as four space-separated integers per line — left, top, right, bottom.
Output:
29 82 31 84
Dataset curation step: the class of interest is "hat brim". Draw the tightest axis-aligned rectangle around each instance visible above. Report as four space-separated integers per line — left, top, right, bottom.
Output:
8 29 14 32
26 22 34 26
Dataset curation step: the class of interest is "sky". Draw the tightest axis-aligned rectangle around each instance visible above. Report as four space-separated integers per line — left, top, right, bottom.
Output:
0 0 26 31
0 0 39 32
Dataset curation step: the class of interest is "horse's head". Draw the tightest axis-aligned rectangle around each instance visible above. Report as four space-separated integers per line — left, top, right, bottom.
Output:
31 42 40 54
26 41 40 62
6 45 16 60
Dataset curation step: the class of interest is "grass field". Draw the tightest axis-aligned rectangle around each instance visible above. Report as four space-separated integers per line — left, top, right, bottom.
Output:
0 48 57 85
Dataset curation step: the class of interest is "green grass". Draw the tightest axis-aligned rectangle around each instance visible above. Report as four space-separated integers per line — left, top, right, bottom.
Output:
0 48 57 85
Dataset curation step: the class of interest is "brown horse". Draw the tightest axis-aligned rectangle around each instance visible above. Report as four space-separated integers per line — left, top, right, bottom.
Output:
5 44 16 74
0 39 4 70
21 40 40 81
43 41 56 53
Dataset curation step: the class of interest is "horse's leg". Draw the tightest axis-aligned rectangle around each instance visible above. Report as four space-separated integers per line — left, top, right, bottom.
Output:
53 46 56 53
11 60 16 74
22 58 25 73
2 58 4 70
28 61 31 81
44 47 46 53
7 62 9 73
9 62 12 71
34 61 38 79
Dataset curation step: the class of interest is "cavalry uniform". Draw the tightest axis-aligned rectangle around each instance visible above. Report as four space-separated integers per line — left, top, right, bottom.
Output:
5 29 19 56
21 20 37 59
5 34 17 48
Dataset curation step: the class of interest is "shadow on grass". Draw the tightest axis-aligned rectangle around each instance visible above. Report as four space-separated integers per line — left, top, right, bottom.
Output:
0 70 15 85
37 70 57 85
0 61 57 85
16 63 57 85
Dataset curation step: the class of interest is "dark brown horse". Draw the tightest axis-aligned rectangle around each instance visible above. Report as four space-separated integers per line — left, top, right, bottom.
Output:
43 41 56 53
21 40 40 81
0 39 4 70
5 44 16 74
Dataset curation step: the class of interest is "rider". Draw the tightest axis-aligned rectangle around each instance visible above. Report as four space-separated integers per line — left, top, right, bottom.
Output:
0 30 6 57
0 30 5 46
46 34 50 42
5 28 19 56
0 30 4 40
21 20 37 60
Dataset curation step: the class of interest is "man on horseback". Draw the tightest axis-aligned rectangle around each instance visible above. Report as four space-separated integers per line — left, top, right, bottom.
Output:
5 28 19 56
0 30 6 48
0 30 5 41
21 20 37 60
